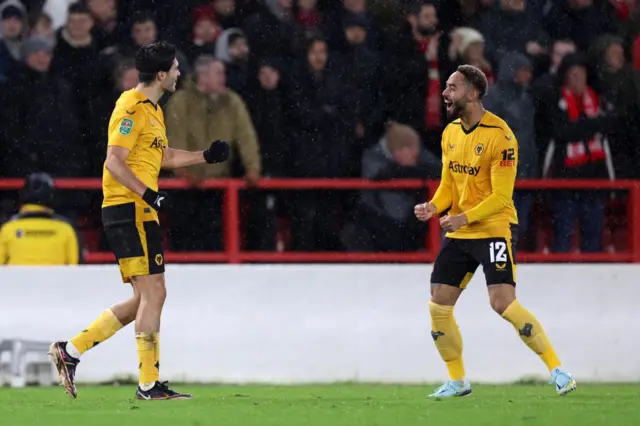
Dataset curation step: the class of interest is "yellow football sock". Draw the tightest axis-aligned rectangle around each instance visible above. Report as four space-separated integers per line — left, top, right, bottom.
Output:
136 332 160 386
502 299 561 371
69 309 123 355
429 301 466 380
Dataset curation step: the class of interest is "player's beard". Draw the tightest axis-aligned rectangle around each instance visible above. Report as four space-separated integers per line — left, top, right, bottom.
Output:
446 99 466 120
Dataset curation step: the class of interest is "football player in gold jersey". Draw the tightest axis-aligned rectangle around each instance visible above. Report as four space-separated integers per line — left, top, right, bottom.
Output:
50 41 230 401
414 65 576 398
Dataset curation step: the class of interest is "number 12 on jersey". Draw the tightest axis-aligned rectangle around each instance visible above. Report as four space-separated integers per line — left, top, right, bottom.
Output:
489 241 507 263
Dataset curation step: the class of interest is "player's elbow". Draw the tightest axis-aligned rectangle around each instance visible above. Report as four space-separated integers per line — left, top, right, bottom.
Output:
104 152 125 175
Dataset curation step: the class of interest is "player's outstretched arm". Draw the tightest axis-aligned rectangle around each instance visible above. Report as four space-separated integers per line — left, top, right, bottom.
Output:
161 140 230 169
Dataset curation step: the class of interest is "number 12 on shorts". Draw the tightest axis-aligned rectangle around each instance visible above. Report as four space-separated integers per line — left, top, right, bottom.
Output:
489 241 507 263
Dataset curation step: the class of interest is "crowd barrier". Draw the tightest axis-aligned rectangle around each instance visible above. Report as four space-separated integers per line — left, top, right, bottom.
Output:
0 264 638 384
1 178 639 263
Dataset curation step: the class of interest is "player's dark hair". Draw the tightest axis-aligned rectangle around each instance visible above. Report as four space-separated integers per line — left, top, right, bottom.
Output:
67 2 90 16
135 41 176 84
457 64 488 100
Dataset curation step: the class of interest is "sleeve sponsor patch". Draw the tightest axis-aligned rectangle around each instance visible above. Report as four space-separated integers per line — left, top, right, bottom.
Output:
119 118 134 135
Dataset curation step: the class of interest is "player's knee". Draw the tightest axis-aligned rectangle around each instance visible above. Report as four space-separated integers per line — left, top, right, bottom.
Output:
430 283 461 306
488 286 515 315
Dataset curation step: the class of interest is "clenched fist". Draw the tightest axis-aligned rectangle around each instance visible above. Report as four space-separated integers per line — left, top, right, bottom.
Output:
414 202 437 221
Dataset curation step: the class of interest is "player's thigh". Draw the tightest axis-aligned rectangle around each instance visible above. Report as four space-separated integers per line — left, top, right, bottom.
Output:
471 231 517 287
430 238 479 304
104 218 165 284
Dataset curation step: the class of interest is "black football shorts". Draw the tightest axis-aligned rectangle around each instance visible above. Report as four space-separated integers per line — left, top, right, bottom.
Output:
102 202 165 283
431 224 518 288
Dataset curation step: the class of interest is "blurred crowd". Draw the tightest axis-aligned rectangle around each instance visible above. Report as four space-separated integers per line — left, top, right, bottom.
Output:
0 0 639 254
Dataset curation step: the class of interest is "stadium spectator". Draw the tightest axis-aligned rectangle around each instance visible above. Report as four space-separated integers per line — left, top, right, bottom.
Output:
1 36 85 178
211 0 241 29
86 0 119 49
322 0 381 52
165 56 261 251
0 1 26 83
383 1 451 155
483 51 537 241
343 123 441 252
243 0 303 64
338 12 384 175
448 26 494 86
51 3 102 151
546 0 618 51
545 53 613 252
215 28 251 98
247 58 290 178
296 0 322 37
287 37 354 250
29 12 55 42
589 34 640 179
0 173 81 265
185 6 221 66
477 0 549 68
532 39 577 167
242 58 290 251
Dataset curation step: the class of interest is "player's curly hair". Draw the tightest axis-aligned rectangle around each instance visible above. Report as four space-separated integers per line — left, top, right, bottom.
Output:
457 65 488 100
135 41 176 85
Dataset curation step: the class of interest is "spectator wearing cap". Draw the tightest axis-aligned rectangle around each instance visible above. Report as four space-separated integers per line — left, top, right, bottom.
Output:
215 28 251 98
338 12 383 174
383 1 452 155
0 36 84 178
185 6 221 66
545 53 614 253
0 0 27 82
0 173 81 266
449 27 494 86
477 0 549 68
483 51 537 242
589 34 640 179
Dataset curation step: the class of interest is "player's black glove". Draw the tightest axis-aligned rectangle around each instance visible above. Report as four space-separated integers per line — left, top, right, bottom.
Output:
142 188 169 211
203 140 230 164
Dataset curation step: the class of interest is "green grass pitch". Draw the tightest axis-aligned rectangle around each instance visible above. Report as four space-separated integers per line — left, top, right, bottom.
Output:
1 384 639 426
